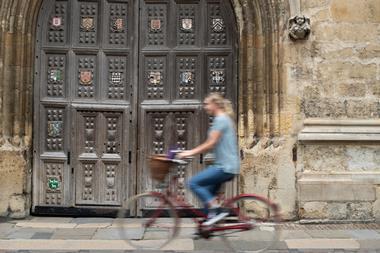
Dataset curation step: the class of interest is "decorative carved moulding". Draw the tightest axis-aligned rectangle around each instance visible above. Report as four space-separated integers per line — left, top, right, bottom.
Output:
298 119 380 142
288 15 310 41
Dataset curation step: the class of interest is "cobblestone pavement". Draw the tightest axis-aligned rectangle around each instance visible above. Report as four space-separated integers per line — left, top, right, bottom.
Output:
1 217 380 252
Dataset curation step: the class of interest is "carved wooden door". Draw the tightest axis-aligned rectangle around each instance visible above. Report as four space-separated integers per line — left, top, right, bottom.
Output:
33 0 136 211
138 0 238 208
33 0 237 213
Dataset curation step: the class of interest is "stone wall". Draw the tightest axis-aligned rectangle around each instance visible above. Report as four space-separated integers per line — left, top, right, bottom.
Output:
292 0 380 221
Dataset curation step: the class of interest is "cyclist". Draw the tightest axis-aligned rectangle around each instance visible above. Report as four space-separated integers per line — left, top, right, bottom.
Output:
178 92 240 225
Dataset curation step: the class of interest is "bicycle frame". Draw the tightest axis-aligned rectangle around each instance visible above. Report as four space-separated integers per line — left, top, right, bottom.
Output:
144 174 258 237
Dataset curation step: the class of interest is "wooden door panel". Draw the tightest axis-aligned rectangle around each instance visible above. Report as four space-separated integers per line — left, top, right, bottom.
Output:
104 1 130 48
75 110 125 206
176 3 201 47
174 54 201 102
137 0 237 209
37 104 70 206
73 1 99 47
139 107 201 205
140 55 169 102
103 55 129 101
41 53 68 99
141 2 169 49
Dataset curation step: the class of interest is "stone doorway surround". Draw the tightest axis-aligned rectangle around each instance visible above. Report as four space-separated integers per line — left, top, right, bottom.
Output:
0 0 297 218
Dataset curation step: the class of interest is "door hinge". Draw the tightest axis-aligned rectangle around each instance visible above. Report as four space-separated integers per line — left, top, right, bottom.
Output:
129 151 132 164
67 151 71 165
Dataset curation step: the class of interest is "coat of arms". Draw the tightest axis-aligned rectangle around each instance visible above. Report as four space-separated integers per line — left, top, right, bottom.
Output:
79 70 93 85
150 19 161 31
47 121 63 137
180 71 194 85
81 17 95 32
111 17 124 33
148 71 162 85
49 69 63 83
211 69 225 84
52 16 62 29
212 18 225 33
181 18 193 32
110 72 122 85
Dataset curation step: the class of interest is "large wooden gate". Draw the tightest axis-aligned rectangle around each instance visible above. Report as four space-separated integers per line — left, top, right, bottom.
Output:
33 0 237 214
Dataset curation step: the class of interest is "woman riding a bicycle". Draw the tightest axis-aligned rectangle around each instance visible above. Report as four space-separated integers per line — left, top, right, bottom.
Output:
178 92 240 225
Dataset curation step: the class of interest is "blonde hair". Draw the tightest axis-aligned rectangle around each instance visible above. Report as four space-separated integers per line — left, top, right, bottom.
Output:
206 93 235 119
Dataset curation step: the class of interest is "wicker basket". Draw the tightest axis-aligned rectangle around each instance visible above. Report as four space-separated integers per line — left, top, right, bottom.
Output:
149 154 174 181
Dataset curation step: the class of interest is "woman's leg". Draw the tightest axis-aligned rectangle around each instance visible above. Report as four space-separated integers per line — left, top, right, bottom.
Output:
187 167 235 207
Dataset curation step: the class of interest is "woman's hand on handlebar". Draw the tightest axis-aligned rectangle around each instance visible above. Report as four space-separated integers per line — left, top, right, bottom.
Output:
177 150 194 159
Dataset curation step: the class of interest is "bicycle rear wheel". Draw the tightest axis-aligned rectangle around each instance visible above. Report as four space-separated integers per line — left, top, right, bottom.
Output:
220 195 281 253
116 192 179 250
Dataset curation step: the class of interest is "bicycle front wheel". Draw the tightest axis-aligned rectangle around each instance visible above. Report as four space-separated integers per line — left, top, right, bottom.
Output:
116 192 179 250
220 195 281 253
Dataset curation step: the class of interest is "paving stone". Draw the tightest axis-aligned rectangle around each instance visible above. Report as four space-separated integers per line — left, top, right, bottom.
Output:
72 218 114 224
348 229 380 240
358 239 380 249
280 230 312 240
193 237 231 251
16 222 76 229
53 228 96 236
285 239 360 249
0 240 134 250
176 227 197 238
268 241 290 250
51 234 94 240
6 228 55 239
27 217 74 223
30 232 53 239
305 230 351 239
0 222 15 238
92 228 143 240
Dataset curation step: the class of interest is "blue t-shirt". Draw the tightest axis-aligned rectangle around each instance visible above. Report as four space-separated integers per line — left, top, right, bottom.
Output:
209 115 240 174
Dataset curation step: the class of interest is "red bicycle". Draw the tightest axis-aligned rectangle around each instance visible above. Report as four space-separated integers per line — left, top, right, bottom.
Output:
117 155 281 252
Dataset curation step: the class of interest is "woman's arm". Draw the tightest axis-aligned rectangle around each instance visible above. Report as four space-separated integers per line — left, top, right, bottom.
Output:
178 130 222 158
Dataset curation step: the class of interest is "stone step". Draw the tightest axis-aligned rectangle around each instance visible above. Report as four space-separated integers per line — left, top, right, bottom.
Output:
0 239 194 251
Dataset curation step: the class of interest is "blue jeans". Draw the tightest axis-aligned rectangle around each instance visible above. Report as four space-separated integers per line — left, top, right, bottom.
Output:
187 166 235 208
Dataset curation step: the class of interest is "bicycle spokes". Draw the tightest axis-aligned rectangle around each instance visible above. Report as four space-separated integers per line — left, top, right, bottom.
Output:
220 196 281 253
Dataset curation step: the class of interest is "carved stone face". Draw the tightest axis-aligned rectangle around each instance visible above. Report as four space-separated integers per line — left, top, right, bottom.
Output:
296 16 305 25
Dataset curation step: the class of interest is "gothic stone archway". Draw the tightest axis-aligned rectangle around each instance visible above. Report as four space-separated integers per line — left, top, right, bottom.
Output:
0 0 293 217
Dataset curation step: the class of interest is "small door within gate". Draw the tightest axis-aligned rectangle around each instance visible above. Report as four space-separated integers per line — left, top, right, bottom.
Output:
33 0 237 214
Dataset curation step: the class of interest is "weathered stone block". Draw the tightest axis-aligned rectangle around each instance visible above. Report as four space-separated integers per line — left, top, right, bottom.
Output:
0 150 27 218
9 195 26 218
346 146 380 171
310 8 331 22
0 150 26 198
345 100 380 118
302 0 330 9
374 187 380 221
358 44 380 59
303 145 347 172
330 0 380 23
301 98 347 118
348 202 373 220
313 23 379 42
327 203 347 220
337 83 366 98
300 202 328 219
298 182 375 202
370 81 380 97
317 62 377 81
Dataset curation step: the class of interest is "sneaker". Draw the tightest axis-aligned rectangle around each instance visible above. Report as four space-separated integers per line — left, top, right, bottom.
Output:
202 211 229 226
